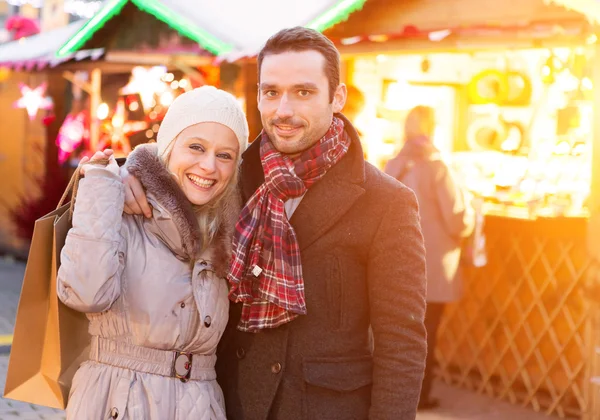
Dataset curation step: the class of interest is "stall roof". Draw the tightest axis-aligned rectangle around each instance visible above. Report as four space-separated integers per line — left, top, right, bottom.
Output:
324 0 585 42
0 19 103 70
56 0 367 58
546 0 600 23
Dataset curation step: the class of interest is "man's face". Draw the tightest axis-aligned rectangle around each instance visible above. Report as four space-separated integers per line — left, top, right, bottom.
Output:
258 50 346 156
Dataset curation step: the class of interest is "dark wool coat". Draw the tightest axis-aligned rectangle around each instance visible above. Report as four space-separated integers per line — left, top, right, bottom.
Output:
216 115 427 420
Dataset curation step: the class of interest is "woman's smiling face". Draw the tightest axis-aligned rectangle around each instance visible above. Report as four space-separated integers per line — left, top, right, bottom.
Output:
167 122 239 206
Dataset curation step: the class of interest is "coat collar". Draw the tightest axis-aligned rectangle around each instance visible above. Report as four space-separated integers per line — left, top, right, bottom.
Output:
240 113 366 251
125 143 240 275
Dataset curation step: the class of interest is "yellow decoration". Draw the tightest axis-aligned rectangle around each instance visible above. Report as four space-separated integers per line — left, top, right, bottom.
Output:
0 67 11 82
467 70 531 106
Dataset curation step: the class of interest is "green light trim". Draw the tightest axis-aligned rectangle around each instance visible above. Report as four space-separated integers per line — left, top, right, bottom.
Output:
307 0 368 33
130 0 233 55
56 0 234 58
56 0 128 58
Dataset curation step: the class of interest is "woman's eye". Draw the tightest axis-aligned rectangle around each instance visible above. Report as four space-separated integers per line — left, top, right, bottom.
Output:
190 144 204 152
217 153 232 160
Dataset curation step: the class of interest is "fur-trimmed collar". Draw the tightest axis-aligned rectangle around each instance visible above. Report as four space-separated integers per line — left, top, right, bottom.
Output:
125 143 240 277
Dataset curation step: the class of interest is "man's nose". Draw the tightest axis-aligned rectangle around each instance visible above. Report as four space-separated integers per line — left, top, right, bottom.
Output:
275 94 294 118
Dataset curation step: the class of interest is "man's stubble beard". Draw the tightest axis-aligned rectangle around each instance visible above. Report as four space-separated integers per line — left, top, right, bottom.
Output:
263 125 314 156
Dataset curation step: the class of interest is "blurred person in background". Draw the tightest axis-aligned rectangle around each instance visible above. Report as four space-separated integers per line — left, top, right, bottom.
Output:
385 105 475 410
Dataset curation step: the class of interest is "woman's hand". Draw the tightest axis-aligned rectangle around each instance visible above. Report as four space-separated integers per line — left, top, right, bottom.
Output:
80 149 119 176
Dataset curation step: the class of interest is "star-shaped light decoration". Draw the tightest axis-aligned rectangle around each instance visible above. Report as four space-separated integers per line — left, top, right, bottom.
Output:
120 66 168 111
14 82 53 120
98 99 148 157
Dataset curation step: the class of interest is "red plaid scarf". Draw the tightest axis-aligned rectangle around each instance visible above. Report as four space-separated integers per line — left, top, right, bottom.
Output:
228 117 351 332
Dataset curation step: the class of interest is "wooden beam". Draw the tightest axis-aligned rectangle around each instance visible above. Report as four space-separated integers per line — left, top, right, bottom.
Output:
242 61 261 141
105 51 214 67
171 60 206 85
89 68 102 152
581 38 600 420
588 43 600 261
45 72 68 179
62 71 92 95
336 35 591 57
46 60 138 75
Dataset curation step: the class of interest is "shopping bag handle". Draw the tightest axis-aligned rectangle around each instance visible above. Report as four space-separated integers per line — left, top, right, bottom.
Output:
57 158 111 218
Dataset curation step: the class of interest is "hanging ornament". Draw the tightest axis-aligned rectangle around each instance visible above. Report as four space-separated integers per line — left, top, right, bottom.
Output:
121 66 168 112
56 112 89 165
5 15 40 40
42 114 56 126
14 82 53 120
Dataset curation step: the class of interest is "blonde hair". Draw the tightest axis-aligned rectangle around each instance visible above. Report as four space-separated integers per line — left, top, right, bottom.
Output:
162 147 241 254
404 105 435 140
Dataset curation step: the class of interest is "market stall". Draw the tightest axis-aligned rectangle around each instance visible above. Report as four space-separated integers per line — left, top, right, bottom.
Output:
324 0 600 418
0 0 370 255
0 3 229 256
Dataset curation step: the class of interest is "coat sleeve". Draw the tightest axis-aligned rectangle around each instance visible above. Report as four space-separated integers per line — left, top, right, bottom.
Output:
434 161 475 239
57 167 126 313
368 185 427 420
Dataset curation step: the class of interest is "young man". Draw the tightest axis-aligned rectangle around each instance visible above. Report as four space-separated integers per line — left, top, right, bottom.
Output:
122 27 427 419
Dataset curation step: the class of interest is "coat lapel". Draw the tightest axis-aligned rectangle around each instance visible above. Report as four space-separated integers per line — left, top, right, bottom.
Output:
290 145 365 251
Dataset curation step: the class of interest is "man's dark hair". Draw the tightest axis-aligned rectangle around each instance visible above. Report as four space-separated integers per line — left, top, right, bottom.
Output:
257 26 340 102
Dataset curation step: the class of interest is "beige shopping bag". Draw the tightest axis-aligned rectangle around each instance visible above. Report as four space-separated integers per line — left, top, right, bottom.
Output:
3 169 92 409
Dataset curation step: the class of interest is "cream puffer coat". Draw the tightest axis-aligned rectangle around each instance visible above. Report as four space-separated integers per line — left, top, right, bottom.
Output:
57 144 240 420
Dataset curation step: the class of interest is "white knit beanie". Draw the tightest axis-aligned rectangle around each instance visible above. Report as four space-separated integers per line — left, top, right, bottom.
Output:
157 86 249 159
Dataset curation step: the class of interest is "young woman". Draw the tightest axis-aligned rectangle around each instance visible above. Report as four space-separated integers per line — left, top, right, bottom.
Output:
57 86 248 419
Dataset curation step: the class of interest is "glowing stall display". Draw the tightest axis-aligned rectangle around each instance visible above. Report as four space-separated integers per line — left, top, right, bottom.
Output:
121 66 168 111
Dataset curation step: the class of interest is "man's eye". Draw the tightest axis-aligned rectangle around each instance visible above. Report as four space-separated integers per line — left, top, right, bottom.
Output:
298 90 310 97
264 90 278 97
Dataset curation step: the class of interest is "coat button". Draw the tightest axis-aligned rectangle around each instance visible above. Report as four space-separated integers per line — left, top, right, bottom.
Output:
204 315 212 327
271 362 282 374
110 407 119 419
180 302 185 308
236 347 245 359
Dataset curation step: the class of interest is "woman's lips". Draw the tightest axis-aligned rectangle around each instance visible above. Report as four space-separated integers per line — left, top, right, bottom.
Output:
187 174 216 190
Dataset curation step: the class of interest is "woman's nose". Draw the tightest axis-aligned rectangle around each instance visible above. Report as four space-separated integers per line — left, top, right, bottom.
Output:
198 154 216 172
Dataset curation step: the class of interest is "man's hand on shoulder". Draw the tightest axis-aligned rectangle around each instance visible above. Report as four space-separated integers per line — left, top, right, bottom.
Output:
120 165 152 218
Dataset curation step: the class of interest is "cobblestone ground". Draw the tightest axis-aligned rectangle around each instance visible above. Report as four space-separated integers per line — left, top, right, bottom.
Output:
0 355 66 419
0 257 24 338
0 258 558 419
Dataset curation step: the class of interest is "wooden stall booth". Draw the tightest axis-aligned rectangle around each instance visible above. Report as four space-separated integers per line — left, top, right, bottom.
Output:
0 1 242 255
324 0 600 418
0 0 374 254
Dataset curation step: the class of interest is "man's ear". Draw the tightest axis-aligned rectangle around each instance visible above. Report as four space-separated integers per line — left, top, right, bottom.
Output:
333 83 347 114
